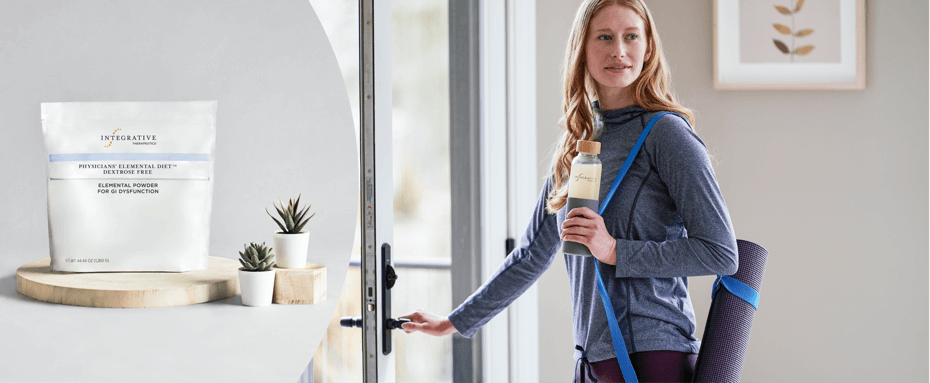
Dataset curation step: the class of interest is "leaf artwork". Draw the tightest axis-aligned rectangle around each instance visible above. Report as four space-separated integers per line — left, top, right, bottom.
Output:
794 45 815 55
773 39 790 54
773 24 792 35
774 5 793 15
772 1 814 62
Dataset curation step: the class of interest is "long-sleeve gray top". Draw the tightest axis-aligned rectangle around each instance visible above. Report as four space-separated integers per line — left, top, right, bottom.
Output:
447 104 738 363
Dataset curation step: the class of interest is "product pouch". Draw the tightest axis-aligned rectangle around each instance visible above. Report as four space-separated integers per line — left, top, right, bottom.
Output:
41 101 217 272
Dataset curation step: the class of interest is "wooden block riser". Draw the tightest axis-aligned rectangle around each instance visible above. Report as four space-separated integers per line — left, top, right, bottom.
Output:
272 263 326 304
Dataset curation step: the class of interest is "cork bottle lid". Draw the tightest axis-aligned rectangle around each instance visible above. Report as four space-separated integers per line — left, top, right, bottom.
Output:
576 140 600 154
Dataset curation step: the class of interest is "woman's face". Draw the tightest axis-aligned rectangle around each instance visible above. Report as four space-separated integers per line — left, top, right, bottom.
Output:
584 5 649 107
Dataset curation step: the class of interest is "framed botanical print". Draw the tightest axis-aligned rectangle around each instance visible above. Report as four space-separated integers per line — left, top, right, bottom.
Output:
714 0 866 90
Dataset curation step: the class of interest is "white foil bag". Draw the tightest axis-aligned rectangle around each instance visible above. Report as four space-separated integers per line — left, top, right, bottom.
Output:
42 101 217 272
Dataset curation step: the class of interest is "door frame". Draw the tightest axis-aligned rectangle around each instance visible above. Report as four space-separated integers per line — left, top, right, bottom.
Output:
360 0 395 381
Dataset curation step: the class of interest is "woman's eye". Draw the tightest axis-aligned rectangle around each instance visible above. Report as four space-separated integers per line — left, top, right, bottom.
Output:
598 34 612 41
625 33 639 40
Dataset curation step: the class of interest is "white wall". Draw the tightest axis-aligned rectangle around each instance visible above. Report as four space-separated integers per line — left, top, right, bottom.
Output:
536 1 929 382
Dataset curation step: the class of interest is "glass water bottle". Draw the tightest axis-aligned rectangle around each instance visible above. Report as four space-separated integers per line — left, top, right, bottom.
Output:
561 140 602 257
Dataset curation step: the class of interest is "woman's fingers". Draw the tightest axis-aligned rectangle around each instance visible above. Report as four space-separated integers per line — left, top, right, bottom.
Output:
398 310 455 336
398 311 426 334
561 208 604 231
561 217 595 232
567 207 598 219
400 314 429 334
560 226 595 243
402 309 432 321
401 321 422 334
562 235 590 245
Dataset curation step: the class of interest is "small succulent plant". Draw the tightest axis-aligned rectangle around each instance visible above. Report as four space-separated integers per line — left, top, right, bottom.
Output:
266 194 315 234
238 242 275 271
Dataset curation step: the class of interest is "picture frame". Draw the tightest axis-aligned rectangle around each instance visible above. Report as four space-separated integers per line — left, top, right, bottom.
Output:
713 0 866 90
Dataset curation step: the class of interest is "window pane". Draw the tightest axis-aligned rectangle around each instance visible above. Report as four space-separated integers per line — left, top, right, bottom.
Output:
392 268 452 382
390 0 452 379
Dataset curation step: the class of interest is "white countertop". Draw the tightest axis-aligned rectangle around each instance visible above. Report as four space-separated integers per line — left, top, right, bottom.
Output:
0 254 349 382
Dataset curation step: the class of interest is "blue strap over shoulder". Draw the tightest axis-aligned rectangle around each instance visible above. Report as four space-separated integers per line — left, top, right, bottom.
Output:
593 111 680 383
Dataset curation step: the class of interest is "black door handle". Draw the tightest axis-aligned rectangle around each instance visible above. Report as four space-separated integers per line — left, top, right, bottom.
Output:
339 316 411 330
340 243 406 356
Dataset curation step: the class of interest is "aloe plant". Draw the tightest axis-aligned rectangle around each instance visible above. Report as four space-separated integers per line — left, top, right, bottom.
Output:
266 194 315 234
238 242 275 271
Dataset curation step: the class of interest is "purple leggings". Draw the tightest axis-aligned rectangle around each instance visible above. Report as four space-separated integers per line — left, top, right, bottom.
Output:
574 350 698 383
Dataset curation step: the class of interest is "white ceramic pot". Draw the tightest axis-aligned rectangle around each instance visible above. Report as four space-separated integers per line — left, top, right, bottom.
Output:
273 231 310 269
238 268 275 307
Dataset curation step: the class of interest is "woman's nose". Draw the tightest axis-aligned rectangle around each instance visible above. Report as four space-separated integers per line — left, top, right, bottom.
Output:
610 42 625 58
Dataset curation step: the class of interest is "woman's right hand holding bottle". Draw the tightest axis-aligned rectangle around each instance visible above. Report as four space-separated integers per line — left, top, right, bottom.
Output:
399 310 458 336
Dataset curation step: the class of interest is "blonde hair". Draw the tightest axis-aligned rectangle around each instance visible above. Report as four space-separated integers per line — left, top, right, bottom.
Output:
546 0 695 214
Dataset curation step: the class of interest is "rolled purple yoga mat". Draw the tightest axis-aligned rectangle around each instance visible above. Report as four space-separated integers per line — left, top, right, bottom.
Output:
693 239 768 383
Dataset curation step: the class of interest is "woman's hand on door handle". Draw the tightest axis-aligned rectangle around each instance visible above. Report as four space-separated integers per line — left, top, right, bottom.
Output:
399 309 458 336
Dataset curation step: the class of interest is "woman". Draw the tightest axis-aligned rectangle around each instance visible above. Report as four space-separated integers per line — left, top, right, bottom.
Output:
401 1 737 381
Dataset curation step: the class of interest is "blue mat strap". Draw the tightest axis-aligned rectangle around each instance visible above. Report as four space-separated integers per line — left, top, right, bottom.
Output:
594 263 637 383
712 275 760 310
591 111 676 383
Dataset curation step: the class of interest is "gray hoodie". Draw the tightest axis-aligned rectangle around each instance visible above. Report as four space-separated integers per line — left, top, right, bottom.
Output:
447 104 738 363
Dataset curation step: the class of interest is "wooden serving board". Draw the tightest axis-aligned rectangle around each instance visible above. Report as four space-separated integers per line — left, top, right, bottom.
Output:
16 257 239 308
272 263 326 304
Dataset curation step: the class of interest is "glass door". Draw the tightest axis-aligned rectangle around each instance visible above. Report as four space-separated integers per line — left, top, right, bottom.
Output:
307 1 452 381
